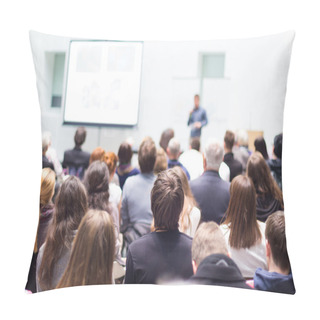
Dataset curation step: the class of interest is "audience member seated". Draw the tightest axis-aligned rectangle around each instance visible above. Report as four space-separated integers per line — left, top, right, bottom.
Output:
42 131 64 183
254 136 269 160
42 136 54 171
154 147 168 175
267 133 283 190
179 137 203 180
223 130 243 181
232 129 250 173
166 138 190 180
247 152 284 222
116 142 140 190
172 166 200 237
220 175 267 279
36 176 88 292
89 146 106 164
124 169 193 284
62 127 90 180
189 221 251 289
56 210 116 289
253 211 295 294
25 168 56 293
83 160 122 264
190 139 230 224
105 151 122 218
159 128 174 153
120 138 157 254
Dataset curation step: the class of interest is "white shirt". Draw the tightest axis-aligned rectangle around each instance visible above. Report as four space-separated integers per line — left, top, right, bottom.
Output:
220 221 267 278
179 149 203 181
109 183 122 207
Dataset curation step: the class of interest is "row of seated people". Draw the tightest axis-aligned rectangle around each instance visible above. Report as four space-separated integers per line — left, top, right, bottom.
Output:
28 127 292 294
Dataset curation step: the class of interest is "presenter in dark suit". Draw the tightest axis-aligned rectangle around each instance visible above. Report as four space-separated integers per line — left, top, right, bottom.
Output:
187 94 208 138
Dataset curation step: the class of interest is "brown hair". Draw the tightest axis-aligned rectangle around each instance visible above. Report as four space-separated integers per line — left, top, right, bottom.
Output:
117 142 133 165
89 147 106 165
224 130 235 150
265 211 291 272
190 137 200 151
171 166 198 233
151 169 184 231
57 210 115 289
83 161 111 213
246 152 283 208
154 148 168 174
105 151 118 175
159 128 174 152
192 222 228 266
254 136 269 160
38 176 88 291
138 138 157 173
74 127 87 147
223 175 262 249
40 168 56 207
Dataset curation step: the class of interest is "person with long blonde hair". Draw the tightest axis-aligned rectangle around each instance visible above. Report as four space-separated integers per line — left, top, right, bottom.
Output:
57 210 115 289
171 166 200 237
220 175 267 279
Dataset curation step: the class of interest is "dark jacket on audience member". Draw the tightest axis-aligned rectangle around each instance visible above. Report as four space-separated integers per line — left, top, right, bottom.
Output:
116 167 140 190
223 152 243 182
42 155 54 171
254 268 295 294
62 146 90 180
267 158 282 190
189 254 251 289
124 230 193 284
190 170 230 224
37 203 54 251
256 193 282 222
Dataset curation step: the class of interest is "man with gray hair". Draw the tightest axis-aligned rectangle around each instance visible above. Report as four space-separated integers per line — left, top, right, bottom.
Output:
166 138 190 180
190 139 230 224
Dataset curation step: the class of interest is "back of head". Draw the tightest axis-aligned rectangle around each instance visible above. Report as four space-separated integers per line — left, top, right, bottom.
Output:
204 138 224 171
190 137 200 151
40 168 56 207
105 151 118 175
224 130 235 150
151 169 184 231
42 132 52 153
273 133 283 159
154 148 168 174
167 138 181 159
192 221 228 266
254 136 269 160
159 128 174 152
57 209 115 288
83 161 110 211
89 147 106 165
74 127 87 148
138 137 157 173
265 211 291 272
235 129 248 147
224 175 261 249
118 142 133 165
171 166 192 199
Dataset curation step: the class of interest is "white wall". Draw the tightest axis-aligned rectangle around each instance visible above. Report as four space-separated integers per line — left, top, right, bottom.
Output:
30 30 293 161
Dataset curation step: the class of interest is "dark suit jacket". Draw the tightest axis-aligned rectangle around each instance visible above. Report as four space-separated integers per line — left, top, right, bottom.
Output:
223 152 243 182
190 170 230 224
62 146 90 180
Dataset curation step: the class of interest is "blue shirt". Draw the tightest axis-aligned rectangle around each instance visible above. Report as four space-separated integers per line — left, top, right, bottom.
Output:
188 106 208 137
167 159 191 180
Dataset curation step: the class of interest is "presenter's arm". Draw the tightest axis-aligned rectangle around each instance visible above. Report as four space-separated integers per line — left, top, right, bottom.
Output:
201 109 208 127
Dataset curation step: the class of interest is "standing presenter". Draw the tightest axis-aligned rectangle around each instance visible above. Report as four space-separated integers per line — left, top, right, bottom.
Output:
187 94 208 138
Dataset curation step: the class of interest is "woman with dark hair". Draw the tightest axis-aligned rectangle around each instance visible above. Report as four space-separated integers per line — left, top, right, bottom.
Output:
247 152 284 222
116 142 140 189
83 160 122 264
220 175 267 279
125 169 193 284
36 176 88 292
57 210 115 289
254 136 269 160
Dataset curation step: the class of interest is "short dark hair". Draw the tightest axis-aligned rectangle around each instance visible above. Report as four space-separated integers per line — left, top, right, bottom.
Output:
118 142 133 165
265 211 291 272
224 130 235 150
151 169 184 231
159 128 174 152
273 133 283 159
74 127 87 147
138 138 157 173
190 137 200 151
